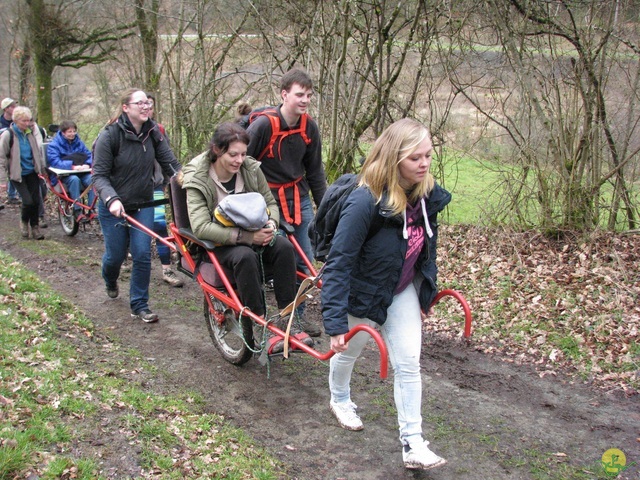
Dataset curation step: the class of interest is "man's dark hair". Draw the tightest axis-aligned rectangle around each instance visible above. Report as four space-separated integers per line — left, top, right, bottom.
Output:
280 68 313 92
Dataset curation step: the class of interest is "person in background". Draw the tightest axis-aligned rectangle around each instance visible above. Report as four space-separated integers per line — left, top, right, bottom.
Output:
30 118 48 227
92 88 182 323
246 68 327 338
184 122 312 353
0 106 46 239
321 118 451 471
235 102 252 124
1 98 21 205
46 120 94 217
146 93 183 287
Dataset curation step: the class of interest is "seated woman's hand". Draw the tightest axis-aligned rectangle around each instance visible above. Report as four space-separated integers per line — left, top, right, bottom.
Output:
252 226 275 247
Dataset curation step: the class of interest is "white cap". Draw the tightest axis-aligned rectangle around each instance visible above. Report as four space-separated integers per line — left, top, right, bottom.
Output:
1 98 16 110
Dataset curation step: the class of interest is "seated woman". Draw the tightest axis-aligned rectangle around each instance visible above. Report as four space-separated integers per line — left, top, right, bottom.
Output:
183 122 313 352
46 120 95 214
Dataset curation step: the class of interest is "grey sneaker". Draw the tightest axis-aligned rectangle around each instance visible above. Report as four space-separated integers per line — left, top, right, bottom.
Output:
162 268 184 287
330 400 364 431
266 329 314 354
298 316 322 337
131 309 159 323
402 440 447 470
106 284 119 298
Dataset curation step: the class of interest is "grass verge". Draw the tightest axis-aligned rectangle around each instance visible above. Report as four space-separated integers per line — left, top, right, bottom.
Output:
0 250 286 479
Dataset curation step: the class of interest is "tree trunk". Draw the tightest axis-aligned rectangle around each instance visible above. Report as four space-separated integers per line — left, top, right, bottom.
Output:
33 56 54 127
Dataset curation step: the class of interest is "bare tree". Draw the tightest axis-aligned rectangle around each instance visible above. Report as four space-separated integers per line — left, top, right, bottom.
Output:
245 0 454 180
135 0 160 92
159 0 262 158
24 0 134 126
445 0 640 231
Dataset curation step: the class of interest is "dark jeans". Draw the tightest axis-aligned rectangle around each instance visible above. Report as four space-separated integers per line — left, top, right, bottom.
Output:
279 194 314 316
62 173 94 212
153 187 170 266
280 193 314 273
39 177 47 218
214 235 296 317
11 173 42 226
98 201 154 313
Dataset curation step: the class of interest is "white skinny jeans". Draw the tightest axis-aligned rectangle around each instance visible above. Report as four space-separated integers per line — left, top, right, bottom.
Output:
329 281 424 446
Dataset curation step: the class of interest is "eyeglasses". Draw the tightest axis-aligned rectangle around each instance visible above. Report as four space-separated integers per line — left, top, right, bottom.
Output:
127 101 154 109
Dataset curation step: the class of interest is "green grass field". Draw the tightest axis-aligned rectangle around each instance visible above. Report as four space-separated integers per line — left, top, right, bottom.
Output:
436 152 503 225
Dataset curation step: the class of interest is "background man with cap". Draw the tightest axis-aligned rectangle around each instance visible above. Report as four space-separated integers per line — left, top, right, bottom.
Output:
1 98 21 204
1 98 16 129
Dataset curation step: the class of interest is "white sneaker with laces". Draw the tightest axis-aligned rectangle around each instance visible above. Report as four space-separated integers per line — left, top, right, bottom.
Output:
162 268 184 287
330 400 364 431
402 440 447 470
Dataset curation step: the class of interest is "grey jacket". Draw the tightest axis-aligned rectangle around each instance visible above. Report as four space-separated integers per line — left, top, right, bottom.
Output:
0 125 45 184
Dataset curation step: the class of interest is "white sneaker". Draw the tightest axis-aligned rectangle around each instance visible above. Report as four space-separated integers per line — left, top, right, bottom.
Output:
162 268 184 287
329 400 364 431
403 440 447 470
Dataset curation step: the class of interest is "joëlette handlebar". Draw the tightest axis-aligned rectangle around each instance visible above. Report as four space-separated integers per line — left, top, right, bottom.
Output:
325 324 389 379
121 211 177 252
431 289 473 338
241 305 389 379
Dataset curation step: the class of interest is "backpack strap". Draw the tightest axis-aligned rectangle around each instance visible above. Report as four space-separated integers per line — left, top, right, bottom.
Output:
297 113 311 145
109 127 121 157
256 112 280 161
268 177 304 225
254 109 312 161
1 127 15 153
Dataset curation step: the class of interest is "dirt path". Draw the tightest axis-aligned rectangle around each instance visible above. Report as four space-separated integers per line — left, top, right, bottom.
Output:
1 204 638 480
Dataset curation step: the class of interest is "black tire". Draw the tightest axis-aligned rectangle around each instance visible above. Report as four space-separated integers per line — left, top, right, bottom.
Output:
58 198 79 236
205 294 254 365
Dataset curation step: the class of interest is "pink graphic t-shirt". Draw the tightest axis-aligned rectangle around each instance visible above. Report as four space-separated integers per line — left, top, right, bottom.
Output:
395 200 425 294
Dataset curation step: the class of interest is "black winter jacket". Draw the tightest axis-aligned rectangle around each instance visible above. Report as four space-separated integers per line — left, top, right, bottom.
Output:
321 183 452 336
92 114 181 209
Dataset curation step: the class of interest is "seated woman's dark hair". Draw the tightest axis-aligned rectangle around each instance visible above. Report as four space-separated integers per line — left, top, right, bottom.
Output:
59 120 78 133
207 122 251 163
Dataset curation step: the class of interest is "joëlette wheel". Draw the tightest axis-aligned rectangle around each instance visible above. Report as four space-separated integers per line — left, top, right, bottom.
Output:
58 198 79 236
204 294 254 365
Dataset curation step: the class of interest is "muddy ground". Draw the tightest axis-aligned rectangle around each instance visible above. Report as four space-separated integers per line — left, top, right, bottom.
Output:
0 203 638 480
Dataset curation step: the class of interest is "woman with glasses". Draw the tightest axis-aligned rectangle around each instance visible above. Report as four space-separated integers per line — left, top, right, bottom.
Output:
0 106 46 239
92 89 182 324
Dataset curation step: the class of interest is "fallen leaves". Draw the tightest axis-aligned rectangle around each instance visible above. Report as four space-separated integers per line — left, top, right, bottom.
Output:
432 226 640 395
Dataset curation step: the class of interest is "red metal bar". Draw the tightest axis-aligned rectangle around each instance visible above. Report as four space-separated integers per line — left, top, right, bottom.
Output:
40 172 97 212
430 289 472 338
316 324 389 379
245 310 388 379
122 212 177 251
286 233 319 278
